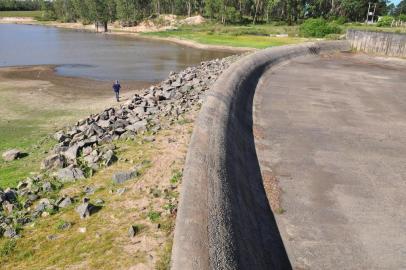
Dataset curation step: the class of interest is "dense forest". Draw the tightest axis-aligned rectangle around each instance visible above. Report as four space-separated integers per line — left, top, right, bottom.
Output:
1 0 405 30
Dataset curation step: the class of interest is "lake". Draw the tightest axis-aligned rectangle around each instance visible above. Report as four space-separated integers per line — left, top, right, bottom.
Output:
0 24 232 81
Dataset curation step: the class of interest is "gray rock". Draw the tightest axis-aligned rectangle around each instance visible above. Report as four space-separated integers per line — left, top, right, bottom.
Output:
162 84 175 92
98 120 111 129
84 186 96 195
63 145 80 162
75 203 96 219
128 225 140 237
112 170 138 184
114 128 126 135
82 146 93 156
35 198 51 212
57 221 71 230
47 234 59 240
2 201 15 214
87 123 105 137
116 188 126 195
27 193 39 202
102 150 116 166
42 181 53 192
3 227 17 238
94 198 104 205
2 149 22 161
53 131 66 142
3 188 17 203
41 154 65 170
58 197 73 208
57 167 85 182
125 120 147 133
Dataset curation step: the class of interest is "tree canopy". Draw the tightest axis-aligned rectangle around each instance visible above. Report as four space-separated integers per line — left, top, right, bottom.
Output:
2 0 404 26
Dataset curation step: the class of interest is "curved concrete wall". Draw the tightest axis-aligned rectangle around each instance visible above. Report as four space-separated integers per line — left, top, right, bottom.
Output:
171 41 351 270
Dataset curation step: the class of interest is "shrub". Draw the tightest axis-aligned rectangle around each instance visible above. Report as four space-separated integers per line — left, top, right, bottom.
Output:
398 14 406 22
299 18 342 37
377 16 394 27
147 211 161 222
330 16 347 25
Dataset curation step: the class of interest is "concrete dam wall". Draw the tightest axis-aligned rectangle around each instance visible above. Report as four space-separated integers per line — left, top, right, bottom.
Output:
170 41 351 270
347 29 406 57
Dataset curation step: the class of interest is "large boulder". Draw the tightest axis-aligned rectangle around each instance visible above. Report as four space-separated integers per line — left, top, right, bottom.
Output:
2 149 23 161
57 167 85 182
125 120 147 133
41 154 65 170
63 145 80 163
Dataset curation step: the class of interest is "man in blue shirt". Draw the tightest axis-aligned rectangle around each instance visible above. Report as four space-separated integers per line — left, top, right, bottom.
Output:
112 80 121 102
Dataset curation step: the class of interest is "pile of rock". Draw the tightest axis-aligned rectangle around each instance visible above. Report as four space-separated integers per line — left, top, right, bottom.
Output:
0 55 240 238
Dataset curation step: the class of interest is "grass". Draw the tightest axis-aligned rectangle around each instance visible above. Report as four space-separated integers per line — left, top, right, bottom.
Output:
0 114 64 188
0 94 84 188
155 240 173 270
169 170 182 184
0 10 41 18
344 23 406 34
142 21 406 48
0 117 191 269
141 23 314 49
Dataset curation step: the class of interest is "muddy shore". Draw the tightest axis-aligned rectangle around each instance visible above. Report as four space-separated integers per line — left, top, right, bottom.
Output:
0 65 152 100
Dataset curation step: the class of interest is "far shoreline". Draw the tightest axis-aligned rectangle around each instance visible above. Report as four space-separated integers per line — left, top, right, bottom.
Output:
0 18 255 53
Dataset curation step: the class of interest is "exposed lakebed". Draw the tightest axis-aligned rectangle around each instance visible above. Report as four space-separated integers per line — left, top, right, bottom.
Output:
0 24 232 81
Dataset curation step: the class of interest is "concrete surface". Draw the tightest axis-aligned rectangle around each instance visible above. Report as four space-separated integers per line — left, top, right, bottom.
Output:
254 52 406 270
171 41 350 270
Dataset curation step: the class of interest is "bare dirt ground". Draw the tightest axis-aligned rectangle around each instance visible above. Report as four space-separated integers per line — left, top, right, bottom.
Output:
254 52 406 269
0 65 151 122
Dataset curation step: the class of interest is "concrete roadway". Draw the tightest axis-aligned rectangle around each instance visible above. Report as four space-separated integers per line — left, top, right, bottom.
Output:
253 53 406 270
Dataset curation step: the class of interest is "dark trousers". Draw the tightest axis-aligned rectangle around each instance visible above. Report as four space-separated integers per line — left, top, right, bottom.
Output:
114 91 119 101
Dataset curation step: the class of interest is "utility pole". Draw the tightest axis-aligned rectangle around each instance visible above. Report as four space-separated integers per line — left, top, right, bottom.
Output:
366 2 377 24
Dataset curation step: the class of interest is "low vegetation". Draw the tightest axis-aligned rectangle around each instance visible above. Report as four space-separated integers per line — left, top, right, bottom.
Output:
299 18 342 37
0 10 41 17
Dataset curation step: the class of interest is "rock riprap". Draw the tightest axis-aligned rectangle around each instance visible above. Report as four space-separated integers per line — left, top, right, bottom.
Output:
0 55 240 238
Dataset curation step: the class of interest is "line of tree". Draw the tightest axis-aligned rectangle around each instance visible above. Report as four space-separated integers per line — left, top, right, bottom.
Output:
6 0 406 30
0 0 40 11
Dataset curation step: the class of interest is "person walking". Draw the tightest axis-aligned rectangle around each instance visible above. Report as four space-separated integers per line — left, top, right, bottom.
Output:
112 80 121 102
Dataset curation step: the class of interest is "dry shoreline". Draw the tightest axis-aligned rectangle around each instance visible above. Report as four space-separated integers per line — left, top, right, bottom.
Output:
0 18 255 53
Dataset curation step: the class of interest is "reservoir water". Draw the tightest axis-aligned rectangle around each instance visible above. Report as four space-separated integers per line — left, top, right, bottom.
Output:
0 24 232 81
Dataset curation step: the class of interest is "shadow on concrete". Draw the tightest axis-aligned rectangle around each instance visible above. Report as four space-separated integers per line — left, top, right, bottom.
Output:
218 69 292 269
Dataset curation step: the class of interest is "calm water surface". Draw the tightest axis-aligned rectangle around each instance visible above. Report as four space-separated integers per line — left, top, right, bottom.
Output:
0 24 232 81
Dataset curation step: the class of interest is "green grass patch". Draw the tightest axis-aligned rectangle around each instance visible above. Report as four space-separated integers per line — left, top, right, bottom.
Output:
141 23 313 49
147 211 161 222
0 10 41 18
169 170 182 184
